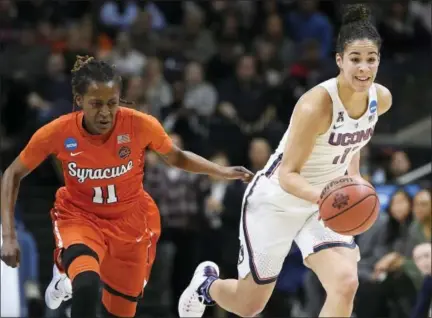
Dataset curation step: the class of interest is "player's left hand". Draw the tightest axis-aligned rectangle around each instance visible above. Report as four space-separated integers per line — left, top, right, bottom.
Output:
220 166 254 183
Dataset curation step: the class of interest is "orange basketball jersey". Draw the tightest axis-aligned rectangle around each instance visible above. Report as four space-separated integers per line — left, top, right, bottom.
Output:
20 108 172 218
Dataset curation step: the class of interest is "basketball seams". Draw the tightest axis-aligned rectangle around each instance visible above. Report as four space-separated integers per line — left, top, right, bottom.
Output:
321 193 377 221
332 197 378 234
320 183 376 205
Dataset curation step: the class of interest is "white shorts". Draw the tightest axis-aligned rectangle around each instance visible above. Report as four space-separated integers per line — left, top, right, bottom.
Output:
238 174 358 285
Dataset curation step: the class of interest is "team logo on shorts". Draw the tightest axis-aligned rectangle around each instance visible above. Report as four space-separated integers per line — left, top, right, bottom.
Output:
238 244 244 265
64 137 78 151
369 100 377 113
332 193 349 210
118 146 131 159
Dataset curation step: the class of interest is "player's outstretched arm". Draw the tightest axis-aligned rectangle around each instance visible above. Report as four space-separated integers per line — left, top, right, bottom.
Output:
1 123 57 268
278 87 332 204
159 145 254 182
141 112 254 182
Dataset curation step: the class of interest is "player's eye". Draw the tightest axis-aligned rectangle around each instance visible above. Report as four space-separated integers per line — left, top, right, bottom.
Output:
368 58 376 63
351 58 360 63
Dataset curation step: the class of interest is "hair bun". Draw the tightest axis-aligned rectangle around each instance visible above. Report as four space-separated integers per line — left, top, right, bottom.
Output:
342 4 371 25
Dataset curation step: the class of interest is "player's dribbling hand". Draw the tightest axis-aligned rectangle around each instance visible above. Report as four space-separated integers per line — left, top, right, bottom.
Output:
220 166 254 183
1 237 21 268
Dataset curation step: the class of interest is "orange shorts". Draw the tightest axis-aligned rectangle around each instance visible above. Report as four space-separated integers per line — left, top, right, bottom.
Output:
51 193 160 316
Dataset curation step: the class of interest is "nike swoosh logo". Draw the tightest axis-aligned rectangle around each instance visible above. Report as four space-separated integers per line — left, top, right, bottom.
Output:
333 125 343 129
70 152 83 156
54 279 61 290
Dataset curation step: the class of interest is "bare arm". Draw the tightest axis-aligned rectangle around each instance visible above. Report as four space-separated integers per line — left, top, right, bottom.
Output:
158 145 253 181
347 151 361 176
278 87 332 204
1 158 31 239
376 84 392 116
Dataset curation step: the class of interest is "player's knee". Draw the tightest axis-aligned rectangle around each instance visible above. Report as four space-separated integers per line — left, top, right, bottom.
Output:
327 266 358 298
62 244 100 280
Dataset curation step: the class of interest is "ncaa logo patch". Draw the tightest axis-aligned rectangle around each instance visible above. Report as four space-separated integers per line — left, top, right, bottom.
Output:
118 146 131 159
64 137 78 151
369 100 377 113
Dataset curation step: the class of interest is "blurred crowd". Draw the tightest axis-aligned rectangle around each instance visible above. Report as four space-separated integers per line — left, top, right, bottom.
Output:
0 0 431 317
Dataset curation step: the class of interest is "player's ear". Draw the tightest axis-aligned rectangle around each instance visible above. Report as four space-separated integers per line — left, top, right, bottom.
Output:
335 53 342 69
75 95 83 108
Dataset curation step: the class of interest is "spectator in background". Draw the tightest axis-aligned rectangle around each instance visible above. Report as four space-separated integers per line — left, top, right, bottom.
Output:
411 242 432 318
410 0 432 33
99 0 138 34
215 12 247 53
255 13 295 68
130 10 161 57
379 1 431 60
248 138 272 173
142 1 167 31
183 61 218 119
0 26 50 82
215 54 280 163
109 31 147 77
143 57 173 119
201 151 246 318
388 150 412 183
144 134 210 316
254 39 284 87
63 25 93 72
123 76 150 113
27 53 72 124
285 0 333 58
181 8 216 64
356 189 415 318
206 39 239 84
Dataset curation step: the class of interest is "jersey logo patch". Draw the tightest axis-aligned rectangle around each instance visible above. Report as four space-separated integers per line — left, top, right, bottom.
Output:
117 134 130 144
64 137 78 151
336 111 344 123
118 146 131 159
369 100 377 113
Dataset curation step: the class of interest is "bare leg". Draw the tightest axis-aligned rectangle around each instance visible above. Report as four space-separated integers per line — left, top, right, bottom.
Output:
209 275 275 317
305 247 360 317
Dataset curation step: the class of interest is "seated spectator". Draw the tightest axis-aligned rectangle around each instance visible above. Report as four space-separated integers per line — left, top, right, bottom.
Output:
130 10 161 57
180 7 216 64
411 242 432 318
379 1 431 60
27 53 72 124
254 39 284 87
254 13 295 68
108 32 147 78
143 57 173 119
214 54 282 164
248 138 272 173
285 0 333 58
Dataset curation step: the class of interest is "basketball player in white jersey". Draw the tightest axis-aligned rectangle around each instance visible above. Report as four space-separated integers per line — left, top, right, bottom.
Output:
179 4 392 318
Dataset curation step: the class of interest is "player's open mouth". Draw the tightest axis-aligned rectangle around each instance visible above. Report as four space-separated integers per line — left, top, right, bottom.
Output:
98 121 111 128
355 76 370 82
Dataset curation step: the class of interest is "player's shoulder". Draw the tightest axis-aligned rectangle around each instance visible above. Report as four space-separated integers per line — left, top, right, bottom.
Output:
119 107 155 123
37 112 79 135
374 83 392 115
295 84 333 118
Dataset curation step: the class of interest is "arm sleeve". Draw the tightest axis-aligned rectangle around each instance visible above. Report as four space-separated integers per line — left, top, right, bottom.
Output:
135 112 173 154
19 122 58 171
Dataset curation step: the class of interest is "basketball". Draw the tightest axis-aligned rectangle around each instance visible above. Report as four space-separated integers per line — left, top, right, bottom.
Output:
319 176 380 236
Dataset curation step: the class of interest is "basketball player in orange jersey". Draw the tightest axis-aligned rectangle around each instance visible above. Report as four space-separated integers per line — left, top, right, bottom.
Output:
179 5 393 318
1 56 253 318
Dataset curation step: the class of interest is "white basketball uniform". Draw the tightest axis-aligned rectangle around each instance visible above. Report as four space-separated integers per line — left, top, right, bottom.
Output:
238 78 379 284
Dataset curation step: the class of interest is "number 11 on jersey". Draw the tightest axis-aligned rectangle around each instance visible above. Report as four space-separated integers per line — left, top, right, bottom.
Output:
332 146 359 164
93 185 118 204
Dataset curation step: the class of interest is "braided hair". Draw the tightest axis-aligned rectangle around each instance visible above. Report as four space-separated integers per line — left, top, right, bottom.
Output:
71 55 132 107
336 4 381 54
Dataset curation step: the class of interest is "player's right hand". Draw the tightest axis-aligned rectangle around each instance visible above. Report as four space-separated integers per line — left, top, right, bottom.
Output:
1 237 21 268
